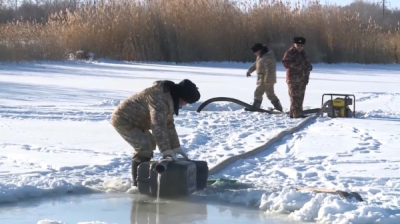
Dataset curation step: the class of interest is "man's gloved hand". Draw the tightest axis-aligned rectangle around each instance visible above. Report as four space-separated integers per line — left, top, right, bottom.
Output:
172 147 189 160
246 71 251 77
162 149 176 160
162 147 189 160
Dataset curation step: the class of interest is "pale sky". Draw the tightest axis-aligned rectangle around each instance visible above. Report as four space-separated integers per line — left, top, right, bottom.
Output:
243 0 400 10
295 0 399 9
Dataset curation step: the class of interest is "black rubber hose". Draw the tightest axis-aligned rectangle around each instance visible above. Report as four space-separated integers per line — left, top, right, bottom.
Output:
196 97 321 115
196 97 274 113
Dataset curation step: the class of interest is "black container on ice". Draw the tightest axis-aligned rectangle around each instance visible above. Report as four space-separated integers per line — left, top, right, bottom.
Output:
136 159 208 197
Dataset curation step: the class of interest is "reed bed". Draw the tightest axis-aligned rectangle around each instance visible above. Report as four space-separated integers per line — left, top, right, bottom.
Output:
0 0 399 63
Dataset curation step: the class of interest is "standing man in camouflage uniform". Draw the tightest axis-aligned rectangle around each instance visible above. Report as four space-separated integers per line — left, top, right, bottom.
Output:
110 79 201 186
246 43 283 112
282 37 313 118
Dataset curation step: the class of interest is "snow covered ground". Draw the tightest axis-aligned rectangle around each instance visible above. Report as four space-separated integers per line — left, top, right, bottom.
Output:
1 60 400 223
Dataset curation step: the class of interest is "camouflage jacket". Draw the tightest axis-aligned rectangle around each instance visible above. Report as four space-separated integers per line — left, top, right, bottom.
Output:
282 45 313 84
110 81 180 152
247 49 277 84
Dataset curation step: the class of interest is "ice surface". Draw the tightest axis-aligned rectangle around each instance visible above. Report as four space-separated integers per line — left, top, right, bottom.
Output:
1 193 299 224
1 60 400 223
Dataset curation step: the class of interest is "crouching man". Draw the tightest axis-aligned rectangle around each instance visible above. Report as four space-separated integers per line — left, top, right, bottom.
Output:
110 79 201 186
246 43 283 112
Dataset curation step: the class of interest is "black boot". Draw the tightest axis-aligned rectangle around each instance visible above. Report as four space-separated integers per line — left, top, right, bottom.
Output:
253 100 262 108
131 159 141 187
291 114 308 119
271 100 283 112
131 156 151 187
245 100 262 111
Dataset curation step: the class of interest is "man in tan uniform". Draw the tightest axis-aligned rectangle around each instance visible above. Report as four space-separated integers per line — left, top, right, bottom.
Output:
246 43 283 112
110 79 201 186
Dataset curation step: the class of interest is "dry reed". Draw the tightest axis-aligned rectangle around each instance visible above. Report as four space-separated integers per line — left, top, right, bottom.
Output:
0 0 399 63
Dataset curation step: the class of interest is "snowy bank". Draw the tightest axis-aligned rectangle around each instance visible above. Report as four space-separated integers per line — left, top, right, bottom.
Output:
1 61 400 223
260 187 400 224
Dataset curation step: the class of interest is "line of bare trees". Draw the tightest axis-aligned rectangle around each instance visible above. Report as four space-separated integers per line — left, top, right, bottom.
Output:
0 0 79 23
4 0 399 27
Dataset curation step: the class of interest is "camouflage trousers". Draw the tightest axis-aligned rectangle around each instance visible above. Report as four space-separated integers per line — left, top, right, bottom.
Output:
254 83 279 102
113 126 156 160
288 82 307 118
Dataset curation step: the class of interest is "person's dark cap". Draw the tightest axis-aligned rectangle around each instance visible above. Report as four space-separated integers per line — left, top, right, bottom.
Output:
250 43 264 52
294 37 306 44
178 79 200 104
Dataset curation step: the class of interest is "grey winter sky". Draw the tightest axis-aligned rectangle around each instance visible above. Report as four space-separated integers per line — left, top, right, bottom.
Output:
292 0 399 9
243 0 400 10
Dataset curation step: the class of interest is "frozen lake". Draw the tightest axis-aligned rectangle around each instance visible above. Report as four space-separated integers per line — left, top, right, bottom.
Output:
0 192 300 224
2 61 400 223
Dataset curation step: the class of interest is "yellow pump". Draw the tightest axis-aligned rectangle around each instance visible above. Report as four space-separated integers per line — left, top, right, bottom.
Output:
321 94 356 118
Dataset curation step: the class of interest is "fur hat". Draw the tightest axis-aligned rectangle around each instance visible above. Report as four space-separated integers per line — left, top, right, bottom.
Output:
250 43 264 52
178 79 200 104
294 37 306 44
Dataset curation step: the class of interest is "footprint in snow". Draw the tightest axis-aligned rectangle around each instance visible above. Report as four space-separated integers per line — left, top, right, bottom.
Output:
22 145 31 150
293 165 307 171
238 132 252 138
351 147 370 153
361 136 373 141
337 154 353 157
307 156 328 160
303 172 318 178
